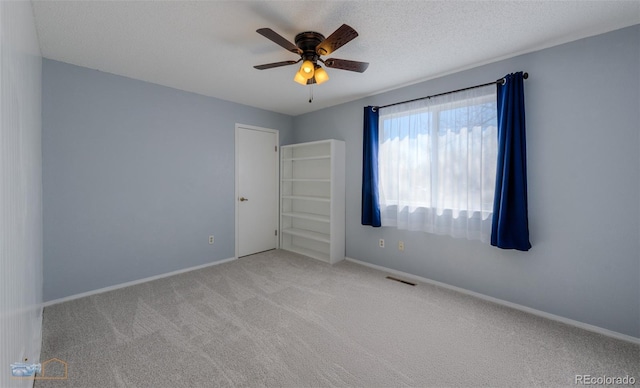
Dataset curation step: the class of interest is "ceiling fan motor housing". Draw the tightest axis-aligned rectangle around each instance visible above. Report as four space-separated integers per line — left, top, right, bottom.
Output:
295 31 325 62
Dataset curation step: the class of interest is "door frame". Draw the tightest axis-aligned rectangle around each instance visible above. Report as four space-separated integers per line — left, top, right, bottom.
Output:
234 123 280 258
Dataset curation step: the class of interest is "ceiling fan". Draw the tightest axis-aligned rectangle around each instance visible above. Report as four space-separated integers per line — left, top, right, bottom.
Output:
253 24 369 86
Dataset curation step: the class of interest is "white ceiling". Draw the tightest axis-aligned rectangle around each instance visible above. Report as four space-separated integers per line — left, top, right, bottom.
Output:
32 1 640 116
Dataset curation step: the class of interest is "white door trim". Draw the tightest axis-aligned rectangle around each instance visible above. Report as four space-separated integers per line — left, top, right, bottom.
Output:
234 124 280 258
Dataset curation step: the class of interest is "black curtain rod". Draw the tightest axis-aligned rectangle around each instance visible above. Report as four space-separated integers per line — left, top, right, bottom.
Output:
373 72 528 111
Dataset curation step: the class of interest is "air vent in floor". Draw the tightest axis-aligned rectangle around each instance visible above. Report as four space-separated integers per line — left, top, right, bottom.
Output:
386 276 416 286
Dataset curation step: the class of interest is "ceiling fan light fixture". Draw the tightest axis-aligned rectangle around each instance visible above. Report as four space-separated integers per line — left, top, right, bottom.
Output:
293 71 307 85
300 60 315 79
254 25 369 90
313 66 329 85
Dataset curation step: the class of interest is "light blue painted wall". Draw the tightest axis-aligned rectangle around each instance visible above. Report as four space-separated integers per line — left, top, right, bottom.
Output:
42 59 293 301
0 1 43 385
292 25 640 338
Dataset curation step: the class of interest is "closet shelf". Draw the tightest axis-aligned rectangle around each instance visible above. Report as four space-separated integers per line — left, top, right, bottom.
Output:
281 195 330 202
284 245 330 262
281 178 331 182
282 155 330 161
281 228 331 243
281 212 330 223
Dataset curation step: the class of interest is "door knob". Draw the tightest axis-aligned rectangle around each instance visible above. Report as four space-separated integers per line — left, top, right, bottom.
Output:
239 197 248 202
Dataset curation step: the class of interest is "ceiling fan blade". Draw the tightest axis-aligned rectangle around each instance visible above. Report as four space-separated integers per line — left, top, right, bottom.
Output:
256 28 302 55
324 58 369 73
316 24 359 56
253 60 300 70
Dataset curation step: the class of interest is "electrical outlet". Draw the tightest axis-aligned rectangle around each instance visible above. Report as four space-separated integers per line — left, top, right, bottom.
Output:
398 241 405 251
379 239 385 248
208 235 214 245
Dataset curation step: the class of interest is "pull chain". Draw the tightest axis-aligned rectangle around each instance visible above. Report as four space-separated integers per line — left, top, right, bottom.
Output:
308 84 313 103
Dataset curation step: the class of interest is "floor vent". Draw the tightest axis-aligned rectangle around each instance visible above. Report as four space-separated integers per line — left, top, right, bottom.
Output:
386 276 416 286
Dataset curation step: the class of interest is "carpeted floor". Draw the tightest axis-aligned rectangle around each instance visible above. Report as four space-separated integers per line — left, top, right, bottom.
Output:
36 249 638 387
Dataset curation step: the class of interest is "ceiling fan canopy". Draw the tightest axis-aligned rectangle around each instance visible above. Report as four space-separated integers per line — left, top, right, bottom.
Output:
254 24 369 85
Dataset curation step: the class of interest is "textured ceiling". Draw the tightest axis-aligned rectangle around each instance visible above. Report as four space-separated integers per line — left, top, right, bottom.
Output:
32 1 640 116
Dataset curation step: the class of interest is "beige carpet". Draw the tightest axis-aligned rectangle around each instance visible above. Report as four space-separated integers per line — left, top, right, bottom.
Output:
36 249 638 387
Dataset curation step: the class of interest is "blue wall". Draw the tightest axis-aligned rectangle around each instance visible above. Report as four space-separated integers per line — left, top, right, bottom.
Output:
292 25 640 338
42 60 293 301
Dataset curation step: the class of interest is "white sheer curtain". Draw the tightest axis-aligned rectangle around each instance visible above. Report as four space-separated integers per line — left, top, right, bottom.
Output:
378 85 497 242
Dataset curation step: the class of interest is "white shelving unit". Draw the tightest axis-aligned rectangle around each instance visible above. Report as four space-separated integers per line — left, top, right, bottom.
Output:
280 139 345 264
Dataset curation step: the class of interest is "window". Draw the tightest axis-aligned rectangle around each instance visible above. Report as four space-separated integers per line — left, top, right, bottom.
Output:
377 85 497 242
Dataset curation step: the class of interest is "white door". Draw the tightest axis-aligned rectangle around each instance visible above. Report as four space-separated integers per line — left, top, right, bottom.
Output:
235 125 279 257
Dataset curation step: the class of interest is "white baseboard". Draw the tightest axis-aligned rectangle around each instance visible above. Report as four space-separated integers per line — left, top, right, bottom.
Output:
43 257 237 307
345 257 640 345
